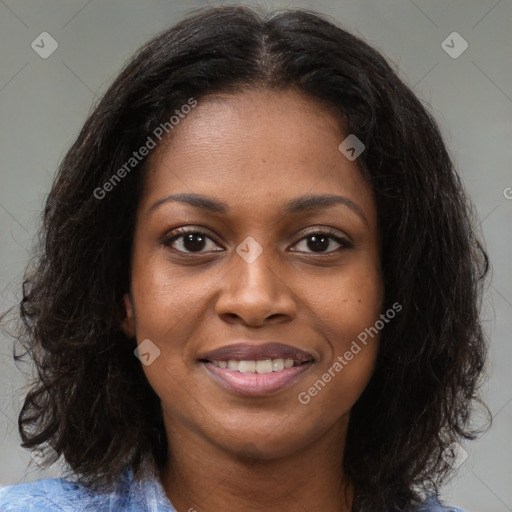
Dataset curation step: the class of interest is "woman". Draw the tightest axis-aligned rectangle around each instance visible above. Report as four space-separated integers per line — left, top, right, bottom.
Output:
0 5 489 511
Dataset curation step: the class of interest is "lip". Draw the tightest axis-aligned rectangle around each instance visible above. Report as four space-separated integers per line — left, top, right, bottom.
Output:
199 342 315 364
198 341 315 397
202 360 314 396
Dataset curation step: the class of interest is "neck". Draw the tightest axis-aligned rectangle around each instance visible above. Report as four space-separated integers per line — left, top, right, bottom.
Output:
159 415 353 512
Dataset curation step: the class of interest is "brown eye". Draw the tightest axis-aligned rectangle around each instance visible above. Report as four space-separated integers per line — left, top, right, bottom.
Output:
291 231 351 254
162 228 223 254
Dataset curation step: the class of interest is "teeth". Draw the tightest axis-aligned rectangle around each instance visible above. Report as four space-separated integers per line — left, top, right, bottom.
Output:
256 359 273 374
212 358 298 373
238 360 256 373
272 359 284 371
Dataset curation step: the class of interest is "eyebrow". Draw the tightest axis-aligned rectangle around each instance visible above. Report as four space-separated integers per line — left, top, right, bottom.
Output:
147 193 368 225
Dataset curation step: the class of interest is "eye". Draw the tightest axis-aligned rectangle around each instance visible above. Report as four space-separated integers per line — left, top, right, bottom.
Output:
290 230 352 254
162 227 352 255
162 228 223 254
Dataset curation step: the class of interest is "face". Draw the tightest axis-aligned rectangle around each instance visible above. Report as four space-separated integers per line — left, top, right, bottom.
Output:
123 88 384 460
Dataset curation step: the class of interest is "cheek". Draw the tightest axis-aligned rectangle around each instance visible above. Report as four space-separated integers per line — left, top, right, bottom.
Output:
128 257 198 381
128 254 235 401
130 255 212 338
297 273 382 416
295 260 383 409
306 259 383 349
297 343 378 433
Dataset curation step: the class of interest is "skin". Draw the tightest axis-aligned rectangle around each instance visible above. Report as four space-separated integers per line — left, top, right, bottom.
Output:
122 88 384 512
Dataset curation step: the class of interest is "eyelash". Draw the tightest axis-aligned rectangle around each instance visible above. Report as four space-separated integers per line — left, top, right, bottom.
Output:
161 227 352 255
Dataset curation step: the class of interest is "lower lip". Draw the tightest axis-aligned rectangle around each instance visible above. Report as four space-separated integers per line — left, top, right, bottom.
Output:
201 361 314 397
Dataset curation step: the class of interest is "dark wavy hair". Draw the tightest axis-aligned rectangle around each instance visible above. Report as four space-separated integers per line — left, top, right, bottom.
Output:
10 5 490 510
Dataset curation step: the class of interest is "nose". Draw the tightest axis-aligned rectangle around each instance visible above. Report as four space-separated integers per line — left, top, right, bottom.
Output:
214 243 297 327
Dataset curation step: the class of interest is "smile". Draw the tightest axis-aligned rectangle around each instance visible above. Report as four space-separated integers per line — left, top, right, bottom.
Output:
201 359 314 396
198 341 315 396
210 358 301 373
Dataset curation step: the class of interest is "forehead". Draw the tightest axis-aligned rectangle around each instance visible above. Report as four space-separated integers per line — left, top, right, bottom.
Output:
151 88 347 163
141 88 376 226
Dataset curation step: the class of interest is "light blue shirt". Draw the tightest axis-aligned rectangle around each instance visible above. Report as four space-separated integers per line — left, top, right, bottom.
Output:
0 458 466 511
0 457 175 512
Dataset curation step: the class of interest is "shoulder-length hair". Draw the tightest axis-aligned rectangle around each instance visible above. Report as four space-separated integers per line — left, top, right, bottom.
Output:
13 5 489 510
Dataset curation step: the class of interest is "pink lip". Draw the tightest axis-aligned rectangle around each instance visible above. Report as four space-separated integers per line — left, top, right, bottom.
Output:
201 360 314 397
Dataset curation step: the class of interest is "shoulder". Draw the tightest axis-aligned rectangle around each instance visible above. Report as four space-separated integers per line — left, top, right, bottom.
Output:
418 505 467 512
0 474 126 511
414 495 468 512
0 461 176 511
0 477 76 511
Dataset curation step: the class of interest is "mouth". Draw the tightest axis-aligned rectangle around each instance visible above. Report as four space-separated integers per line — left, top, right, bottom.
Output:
198 342 315 396
207 357 307 373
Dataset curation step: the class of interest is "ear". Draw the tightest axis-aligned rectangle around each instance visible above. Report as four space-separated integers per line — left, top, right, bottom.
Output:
120 293 135 338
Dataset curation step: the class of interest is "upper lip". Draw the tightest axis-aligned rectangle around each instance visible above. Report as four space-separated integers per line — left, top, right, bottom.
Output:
199 342 315 363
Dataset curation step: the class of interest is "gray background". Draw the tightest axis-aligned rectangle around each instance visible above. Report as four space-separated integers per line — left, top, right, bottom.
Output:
0 1 510 510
